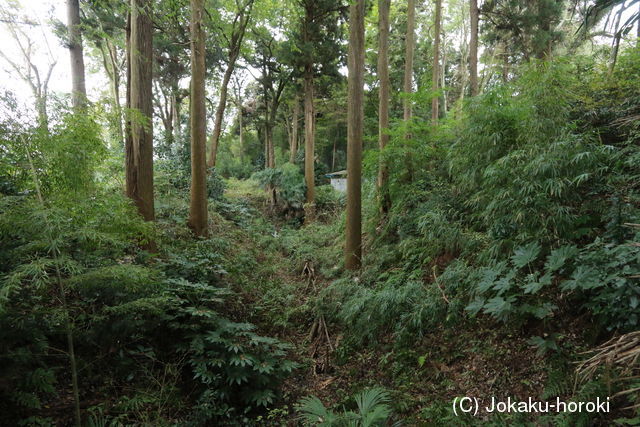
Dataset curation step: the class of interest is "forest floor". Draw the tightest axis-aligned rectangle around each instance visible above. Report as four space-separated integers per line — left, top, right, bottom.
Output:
209 179 576 425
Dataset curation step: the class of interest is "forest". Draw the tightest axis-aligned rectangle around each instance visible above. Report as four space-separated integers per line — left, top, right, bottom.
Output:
0 0 639 425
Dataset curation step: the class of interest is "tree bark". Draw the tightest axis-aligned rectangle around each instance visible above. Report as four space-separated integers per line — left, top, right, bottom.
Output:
67 0 86 109
284 114 293 161
332 138 337 171
441 33 447 113
304 66 315 221
125 13 133 193
458 10 469 107
345 0 365 270
126 0 155 222
188 0 208 236
469 0 479 96
173 91 182 143
207 56 235 168
432 0 442 124
264 98 278 170
377 0 391 214
290 95 299 163
403 0 415 121
265 119 276 205
235 80 243 156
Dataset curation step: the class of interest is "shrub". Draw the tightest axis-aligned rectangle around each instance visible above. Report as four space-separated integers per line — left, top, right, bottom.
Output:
207 167 226 201
252 163 306 211
466 233 640 332
315 184 345 214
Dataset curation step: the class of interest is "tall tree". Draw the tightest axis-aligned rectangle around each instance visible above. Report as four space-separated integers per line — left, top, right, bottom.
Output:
126 0 155 221
232 75 245 158
302 2 316 220
99 39 126 144
67 0 87 108
469 0 479 96
293 0 346 222
188 0 208 236
252 28 289 203
456 4 470 106
377 0 391 214
303 56 315 219
207 0 255 168
403 0 415 121
289 95 300 163
432 0 442 123
345 0 365 270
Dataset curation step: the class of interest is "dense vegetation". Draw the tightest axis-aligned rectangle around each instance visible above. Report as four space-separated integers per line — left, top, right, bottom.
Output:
0 0 639 425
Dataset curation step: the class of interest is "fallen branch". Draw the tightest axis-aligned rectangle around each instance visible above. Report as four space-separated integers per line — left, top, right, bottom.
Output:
575 331 640 407
432 266 450 304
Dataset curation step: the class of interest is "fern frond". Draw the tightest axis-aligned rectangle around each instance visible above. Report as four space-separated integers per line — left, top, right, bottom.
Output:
296 395 338 426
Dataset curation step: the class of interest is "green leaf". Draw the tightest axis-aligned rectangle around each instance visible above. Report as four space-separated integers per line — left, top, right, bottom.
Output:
545 245 578 273
523 272 552 294
511 242 541 269
465 297 485 316
561 266 600 291
492 269 516 295
483 296 516 320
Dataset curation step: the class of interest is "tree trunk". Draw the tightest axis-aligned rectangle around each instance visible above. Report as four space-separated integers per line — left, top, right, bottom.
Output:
266 104 277 170
441 34 447 113
206 3 253 169
332 138 337 171
237 92 243 156
431 0 442 124
609 9 623 75
265 120 276 205
403 0 415 121
345 0 365 271
207 59 235 168
172 92 181 144
304 67 315 221
99 40 123 146
458 13 469 107
284 113 292 157
502 43 509 82
263 126 268 168
125 13 133 194
126 0 155 222
35 93 49 130
109 45 123 146
377 0 391 214
111 71 123 146
67 0 87 109
290 95 299 163
469 0 479 96
188 0 208 236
